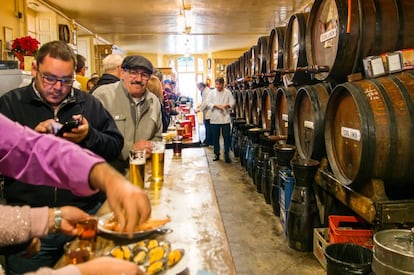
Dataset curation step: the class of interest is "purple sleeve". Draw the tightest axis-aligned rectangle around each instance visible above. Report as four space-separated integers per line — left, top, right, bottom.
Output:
0 114 104 197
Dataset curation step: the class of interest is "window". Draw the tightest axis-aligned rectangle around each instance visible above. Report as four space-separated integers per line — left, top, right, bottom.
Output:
177 56 195 72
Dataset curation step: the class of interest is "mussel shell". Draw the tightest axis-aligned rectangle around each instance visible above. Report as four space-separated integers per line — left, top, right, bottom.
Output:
167 248 185 268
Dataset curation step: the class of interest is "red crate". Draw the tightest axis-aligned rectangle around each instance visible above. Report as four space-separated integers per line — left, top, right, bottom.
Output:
328 215 373 248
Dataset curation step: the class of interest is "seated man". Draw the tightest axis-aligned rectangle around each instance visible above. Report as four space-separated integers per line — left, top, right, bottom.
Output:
0 40 124 273
93 55 162 173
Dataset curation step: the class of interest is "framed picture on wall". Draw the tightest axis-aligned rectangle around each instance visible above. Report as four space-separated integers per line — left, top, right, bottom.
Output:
4 26 13 43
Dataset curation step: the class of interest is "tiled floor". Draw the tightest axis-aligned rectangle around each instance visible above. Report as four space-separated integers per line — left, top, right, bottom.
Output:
204 146 324 275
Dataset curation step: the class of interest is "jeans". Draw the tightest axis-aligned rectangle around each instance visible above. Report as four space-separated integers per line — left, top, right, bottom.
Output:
211 123 231 158
203 119 212 145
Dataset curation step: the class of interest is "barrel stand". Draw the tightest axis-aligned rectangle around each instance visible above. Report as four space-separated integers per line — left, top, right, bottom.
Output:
315 158 414 230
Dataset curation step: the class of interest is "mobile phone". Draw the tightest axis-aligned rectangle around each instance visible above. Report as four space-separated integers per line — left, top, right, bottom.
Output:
55 120 80 137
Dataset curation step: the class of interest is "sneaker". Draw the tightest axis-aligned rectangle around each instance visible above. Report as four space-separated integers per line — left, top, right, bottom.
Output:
225 157 232 163
213 155 220 161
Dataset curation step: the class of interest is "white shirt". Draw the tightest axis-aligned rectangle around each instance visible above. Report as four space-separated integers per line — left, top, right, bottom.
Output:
206 87 235 124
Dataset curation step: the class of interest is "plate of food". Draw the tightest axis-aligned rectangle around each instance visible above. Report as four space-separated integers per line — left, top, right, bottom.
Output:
98 212 172 239
109 239 188 275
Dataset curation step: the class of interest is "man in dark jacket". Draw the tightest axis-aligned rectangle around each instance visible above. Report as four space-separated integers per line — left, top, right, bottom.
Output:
90 53 124 94
0 40 124 273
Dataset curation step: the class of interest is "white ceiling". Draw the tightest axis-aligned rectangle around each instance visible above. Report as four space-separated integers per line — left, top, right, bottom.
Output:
33 0 313 54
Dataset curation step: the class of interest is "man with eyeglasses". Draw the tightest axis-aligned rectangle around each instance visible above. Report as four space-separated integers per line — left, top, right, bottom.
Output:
0 40 124 273
93 55 162 173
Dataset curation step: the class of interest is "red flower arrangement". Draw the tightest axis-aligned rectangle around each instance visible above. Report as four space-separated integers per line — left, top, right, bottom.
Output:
11 36 40 62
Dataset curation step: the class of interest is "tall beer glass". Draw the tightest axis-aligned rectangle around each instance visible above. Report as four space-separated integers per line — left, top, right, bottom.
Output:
129 148 146 188
151 141 165 182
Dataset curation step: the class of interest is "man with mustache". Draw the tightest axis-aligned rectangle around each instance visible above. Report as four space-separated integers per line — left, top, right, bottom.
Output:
93 55 162 173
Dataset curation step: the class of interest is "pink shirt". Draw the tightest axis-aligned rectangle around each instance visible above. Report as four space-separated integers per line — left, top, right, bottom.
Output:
0 114 105 275
0 114 103 197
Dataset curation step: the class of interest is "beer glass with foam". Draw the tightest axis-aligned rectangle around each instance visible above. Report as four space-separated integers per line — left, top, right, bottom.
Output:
151 141 165 182
129 148 146 188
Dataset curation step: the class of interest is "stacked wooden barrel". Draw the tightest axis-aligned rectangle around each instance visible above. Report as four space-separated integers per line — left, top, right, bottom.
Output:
230 0 414 196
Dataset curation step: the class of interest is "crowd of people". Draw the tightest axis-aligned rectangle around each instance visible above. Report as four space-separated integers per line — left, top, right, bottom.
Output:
0 39 235 274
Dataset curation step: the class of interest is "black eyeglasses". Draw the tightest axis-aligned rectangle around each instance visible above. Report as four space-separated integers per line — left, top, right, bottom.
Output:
124 69 150 80
38 71 75 87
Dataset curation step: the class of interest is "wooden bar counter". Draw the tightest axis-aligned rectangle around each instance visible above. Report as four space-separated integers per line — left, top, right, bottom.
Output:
56 148 236 275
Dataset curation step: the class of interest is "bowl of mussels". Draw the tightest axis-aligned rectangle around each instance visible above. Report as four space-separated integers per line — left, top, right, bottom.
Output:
109 238 185 275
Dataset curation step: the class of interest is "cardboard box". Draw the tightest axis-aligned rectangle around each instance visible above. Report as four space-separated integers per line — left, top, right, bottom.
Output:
313 228 329 270
400 48 414 70
363 56 386 78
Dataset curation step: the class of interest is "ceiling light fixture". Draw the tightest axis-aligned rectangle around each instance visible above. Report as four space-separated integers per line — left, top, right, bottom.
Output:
177 0 192 34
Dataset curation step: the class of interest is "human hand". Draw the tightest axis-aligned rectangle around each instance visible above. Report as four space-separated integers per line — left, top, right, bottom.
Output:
75 256 145 275
34 119 58 134
49 206 90 236
62 114 89 143
89 163 151 237
133 140 153 159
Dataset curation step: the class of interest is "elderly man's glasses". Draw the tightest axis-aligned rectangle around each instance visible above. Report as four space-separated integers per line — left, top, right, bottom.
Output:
124 69 150 80
38 71 75 87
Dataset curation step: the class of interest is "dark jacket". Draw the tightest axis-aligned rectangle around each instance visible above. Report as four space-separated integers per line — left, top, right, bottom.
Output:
0 84 124 210
89 73 119 94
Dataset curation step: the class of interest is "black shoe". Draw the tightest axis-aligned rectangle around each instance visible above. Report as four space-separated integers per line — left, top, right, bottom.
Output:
225 157 232 163
213 155 220 161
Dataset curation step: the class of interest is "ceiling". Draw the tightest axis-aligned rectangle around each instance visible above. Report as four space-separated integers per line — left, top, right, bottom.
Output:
33 0 313 55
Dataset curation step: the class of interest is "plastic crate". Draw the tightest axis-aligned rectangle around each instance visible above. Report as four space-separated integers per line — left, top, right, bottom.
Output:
313 228 329 270
328 215 373 248
279 170 294 210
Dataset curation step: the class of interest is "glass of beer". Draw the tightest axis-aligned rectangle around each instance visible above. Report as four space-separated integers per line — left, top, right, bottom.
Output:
64 239 92 264
129 148 146 188
173 136 183 158
151 141 165 182
77 217 98 242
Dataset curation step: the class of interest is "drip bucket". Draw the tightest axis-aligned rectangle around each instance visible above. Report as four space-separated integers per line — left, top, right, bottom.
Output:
324 243 372 275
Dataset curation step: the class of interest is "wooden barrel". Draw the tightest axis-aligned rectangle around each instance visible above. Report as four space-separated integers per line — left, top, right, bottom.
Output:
293 83 331 161
233 89 242 118
284 12 314 86
256 36 269 76
267 27 286 75
306 0 413 84
248 88 261 126
242 89 251 124
260 87 275 130
398 0 414 49
226 62 234 87
234 59 241 80
324 71 414 199
274 86 298 145
249 46 258 78
240 54 247 79
243 50 251 79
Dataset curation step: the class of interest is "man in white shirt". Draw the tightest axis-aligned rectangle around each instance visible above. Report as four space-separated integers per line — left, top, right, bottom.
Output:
206 77 235 163
196 82 212 146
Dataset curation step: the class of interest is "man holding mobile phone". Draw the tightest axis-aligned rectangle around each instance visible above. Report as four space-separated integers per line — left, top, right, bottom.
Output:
0 41 124 273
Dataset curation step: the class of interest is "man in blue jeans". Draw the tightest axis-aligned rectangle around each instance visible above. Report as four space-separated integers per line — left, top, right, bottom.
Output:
206 77 235 163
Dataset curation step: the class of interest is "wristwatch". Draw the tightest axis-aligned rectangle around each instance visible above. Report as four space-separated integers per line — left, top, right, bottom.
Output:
53 208 62 232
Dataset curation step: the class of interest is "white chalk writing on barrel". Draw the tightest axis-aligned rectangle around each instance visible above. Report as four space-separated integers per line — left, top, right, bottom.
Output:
304 120 314 130
341 126 361 141
320 28 337 43
364 87 380 101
